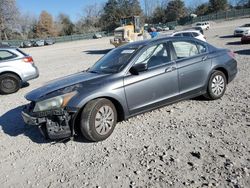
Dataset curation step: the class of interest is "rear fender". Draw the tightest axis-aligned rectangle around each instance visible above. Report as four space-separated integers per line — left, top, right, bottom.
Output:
0 67 23 80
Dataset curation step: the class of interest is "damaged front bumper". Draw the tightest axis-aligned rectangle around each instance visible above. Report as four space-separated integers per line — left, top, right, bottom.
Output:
22 104 78 140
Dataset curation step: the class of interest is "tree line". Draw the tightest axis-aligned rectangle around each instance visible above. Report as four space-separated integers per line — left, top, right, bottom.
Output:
1 0 250 40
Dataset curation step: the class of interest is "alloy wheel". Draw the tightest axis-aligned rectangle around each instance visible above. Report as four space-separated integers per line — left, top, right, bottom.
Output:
95 105 115 135
211 75 225 96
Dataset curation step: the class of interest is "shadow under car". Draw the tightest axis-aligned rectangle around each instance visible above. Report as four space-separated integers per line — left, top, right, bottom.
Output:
0 105 48 144
234 49 250 55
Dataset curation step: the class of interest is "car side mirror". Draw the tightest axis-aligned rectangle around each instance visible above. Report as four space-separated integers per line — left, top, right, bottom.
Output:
129 64 148 75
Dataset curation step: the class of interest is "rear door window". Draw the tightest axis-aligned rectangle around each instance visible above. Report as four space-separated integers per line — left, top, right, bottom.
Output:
192 32 199 37
0 50 17 61
172 41 199 59
174 33 182 37
182 33 192 37
196 42 207 54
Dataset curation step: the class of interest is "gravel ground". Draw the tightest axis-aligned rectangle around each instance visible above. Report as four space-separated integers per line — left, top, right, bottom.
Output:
0 18 250 188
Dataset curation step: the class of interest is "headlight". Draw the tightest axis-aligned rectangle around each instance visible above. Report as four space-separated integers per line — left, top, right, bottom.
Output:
33 92 77 112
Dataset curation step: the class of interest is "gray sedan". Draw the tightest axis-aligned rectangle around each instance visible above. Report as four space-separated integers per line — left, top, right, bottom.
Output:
22 37 237 142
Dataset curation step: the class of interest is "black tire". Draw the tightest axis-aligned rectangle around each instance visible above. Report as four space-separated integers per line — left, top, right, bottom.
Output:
80 98 117 142
0 73 21 94
204 70 227 100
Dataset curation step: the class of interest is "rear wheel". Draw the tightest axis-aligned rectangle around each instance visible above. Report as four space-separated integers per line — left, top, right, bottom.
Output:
80 98 117 142
204 70 227 100
0 73 21 94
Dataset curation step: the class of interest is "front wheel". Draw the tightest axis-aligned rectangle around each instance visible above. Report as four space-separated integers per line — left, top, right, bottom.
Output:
204 70 227 100
80 98 117 142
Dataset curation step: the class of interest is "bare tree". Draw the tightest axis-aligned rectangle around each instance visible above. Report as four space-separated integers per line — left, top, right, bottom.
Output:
0 0 19 40
19 12 37 39
75 3 103 33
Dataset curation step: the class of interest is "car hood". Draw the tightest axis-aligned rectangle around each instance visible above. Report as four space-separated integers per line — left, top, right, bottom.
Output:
235 27 250 31
25 71 107 101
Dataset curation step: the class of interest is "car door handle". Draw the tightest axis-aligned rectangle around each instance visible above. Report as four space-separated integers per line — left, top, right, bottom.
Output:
202 56 208 61
165 66 176 73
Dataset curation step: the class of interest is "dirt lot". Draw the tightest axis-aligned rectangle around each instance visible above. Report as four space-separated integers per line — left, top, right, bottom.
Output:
0 18 250 188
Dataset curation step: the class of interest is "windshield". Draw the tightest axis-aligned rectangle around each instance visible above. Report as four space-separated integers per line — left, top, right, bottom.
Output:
89 47 137 74
242 24 250 27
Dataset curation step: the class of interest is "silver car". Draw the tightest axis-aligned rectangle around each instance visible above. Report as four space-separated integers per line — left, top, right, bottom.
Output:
0 46 39 94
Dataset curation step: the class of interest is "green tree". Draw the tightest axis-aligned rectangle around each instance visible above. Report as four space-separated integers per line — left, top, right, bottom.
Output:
121 0 142 16
57 14 74 36
165 0 187 22
152 7 165 23
100 0 143 31
195 3 210 16
99 0 119 31
209 0 228 12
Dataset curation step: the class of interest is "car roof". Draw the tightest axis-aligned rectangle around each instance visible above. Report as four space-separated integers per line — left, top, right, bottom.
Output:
174 30 200 34
197 21 209 24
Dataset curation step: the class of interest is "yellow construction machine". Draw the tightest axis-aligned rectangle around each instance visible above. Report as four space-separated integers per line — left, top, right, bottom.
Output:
110 16 144 47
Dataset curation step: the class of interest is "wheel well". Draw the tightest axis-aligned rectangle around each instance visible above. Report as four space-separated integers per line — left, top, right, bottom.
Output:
215 67 228 83
0 71 22 81
72 97 125 136
105 97 125 122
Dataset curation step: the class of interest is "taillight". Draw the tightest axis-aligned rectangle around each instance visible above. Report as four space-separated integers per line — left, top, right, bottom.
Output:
228 50 236 59
23 56 34 63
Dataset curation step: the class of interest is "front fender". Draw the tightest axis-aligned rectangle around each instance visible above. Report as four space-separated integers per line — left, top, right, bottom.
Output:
68 90 128 115
68 90 129 136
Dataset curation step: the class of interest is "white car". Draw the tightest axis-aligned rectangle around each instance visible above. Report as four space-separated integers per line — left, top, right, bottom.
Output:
234 24 250 36
0 46 39 94
171 30 206 42
195 22 210 30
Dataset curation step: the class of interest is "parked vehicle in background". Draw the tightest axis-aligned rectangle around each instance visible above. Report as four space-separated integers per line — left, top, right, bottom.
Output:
162 26 170 31
241 32 250 44
0 42 10 47
172 30 206 42
195 22 210 30
110 16 144 47
234 24 250 36
156 26 163 32
44 38 55 45
0 46 39 94
93 33 102 39
22 37 237 142
32 40 45 47
20 41 32 48
185 26 204 34
168 25 176 30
